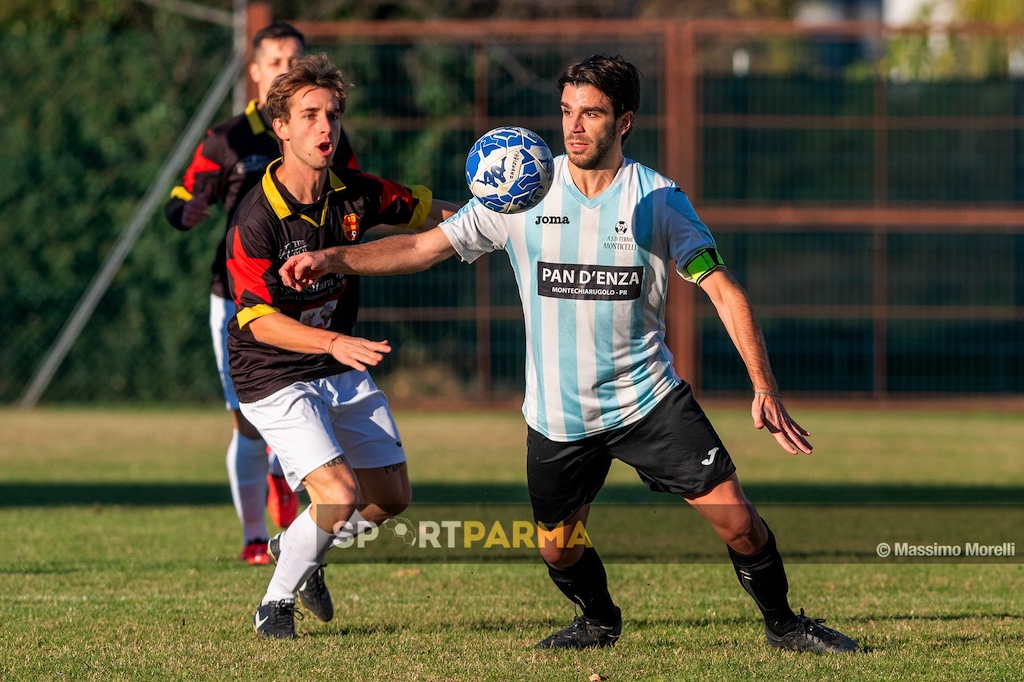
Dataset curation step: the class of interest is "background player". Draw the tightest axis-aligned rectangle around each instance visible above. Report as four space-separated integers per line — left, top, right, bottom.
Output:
278 54 860 653
165 22 358 564
228 54 460 638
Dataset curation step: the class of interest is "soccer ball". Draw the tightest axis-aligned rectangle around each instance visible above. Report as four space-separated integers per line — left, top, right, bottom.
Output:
465 126 554 214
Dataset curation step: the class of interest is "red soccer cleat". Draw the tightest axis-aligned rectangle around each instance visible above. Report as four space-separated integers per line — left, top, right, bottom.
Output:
240 539 271 565
267 473 299 528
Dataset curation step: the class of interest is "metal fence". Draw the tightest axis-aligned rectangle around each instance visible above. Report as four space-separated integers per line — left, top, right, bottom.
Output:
293 15 1024 398
5 13 1024 405
679 20 1024 396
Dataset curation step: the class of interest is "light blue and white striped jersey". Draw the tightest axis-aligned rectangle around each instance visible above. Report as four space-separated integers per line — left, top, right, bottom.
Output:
440 155 722 442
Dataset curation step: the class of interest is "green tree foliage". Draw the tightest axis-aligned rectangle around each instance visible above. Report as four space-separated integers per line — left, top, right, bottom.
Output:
958 0 1024 22
882 0 1024 80
0 3 234 403
0 0 139 31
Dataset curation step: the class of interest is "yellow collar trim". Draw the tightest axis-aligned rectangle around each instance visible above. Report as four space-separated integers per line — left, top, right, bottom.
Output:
261 160 348 226
245 99 268 135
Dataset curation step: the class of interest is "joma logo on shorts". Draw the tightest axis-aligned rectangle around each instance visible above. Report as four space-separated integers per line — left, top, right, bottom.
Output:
535 216 570 225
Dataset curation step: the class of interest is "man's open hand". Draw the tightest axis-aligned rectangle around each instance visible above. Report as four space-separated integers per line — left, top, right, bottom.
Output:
752 393 813 455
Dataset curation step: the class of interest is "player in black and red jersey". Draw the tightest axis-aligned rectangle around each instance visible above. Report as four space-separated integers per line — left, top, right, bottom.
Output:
165 23 358 564
229 53 459 638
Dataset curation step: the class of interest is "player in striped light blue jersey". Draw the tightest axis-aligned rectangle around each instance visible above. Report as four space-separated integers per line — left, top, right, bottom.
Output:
442 153 717 441
279 54 860 655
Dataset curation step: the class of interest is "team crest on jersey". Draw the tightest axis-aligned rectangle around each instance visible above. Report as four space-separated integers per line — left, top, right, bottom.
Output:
605 222 636 251
343 213 360 241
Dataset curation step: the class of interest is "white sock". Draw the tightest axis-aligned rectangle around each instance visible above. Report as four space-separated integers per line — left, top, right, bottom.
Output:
330 509 376 548
226 431 269 543
262 506 337 604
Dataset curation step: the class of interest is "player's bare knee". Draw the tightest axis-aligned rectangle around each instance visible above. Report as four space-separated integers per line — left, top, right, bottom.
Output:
310 501 357 532
539 542 583 568
719 513 767 554
375 498 410 519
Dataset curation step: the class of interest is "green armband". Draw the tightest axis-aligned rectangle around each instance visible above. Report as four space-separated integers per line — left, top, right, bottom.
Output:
682 248 725 283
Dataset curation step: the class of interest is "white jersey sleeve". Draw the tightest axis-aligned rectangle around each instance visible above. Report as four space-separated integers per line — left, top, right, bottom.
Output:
439 199 510 263
659 187 723 283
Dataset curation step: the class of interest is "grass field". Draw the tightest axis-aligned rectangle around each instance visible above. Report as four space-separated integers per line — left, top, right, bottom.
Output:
1 403 1022 681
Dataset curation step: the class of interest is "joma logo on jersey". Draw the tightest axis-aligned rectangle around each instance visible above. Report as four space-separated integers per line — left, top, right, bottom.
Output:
535 216 570 225
537 261 643 301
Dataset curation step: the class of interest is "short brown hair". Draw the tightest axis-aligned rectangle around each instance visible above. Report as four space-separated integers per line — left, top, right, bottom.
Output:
265 53 348 124
251 21 305 58
559 54 641 142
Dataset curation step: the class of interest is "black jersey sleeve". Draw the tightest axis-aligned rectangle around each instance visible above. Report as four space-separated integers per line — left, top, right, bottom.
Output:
164 135 228 231
348 171 432 231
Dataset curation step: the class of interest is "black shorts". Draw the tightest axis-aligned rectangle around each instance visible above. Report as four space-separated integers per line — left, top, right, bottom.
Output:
527 382 736 527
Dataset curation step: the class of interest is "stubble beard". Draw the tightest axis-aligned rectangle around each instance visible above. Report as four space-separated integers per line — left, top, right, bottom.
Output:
566 131 615 170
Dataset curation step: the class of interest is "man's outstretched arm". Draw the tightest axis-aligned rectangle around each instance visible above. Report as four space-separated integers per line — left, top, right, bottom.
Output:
280 226 458 290
698 267 812 455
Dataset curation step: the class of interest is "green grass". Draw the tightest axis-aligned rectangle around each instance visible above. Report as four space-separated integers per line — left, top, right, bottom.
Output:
1 404 1022 680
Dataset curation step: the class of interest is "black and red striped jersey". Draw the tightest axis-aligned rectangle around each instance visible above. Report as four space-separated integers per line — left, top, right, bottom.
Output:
225 159 433 402
164 99 358 299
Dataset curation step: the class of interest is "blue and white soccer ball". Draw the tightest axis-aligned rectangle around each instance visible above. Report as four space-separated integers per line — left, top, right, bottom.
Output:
465 126 554 214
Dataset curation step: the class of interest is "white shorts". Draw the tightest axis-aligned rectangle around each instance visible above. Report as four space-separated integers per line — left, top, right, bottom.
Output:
209 293 240 410
239 370 406 492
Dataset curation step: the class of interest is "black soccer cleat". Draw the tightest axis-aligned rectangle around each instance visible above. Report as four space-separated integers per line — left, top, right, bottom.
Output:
267 532 334 623
253 599 298 639
267 533 282 563
765 609 860 653
535 607 622 649
297 565 334 622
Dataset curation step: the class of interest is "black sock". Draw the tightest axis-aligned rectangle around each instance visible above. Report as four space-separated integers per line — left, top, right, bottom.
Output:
546 546 619 624
728 522 798 636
